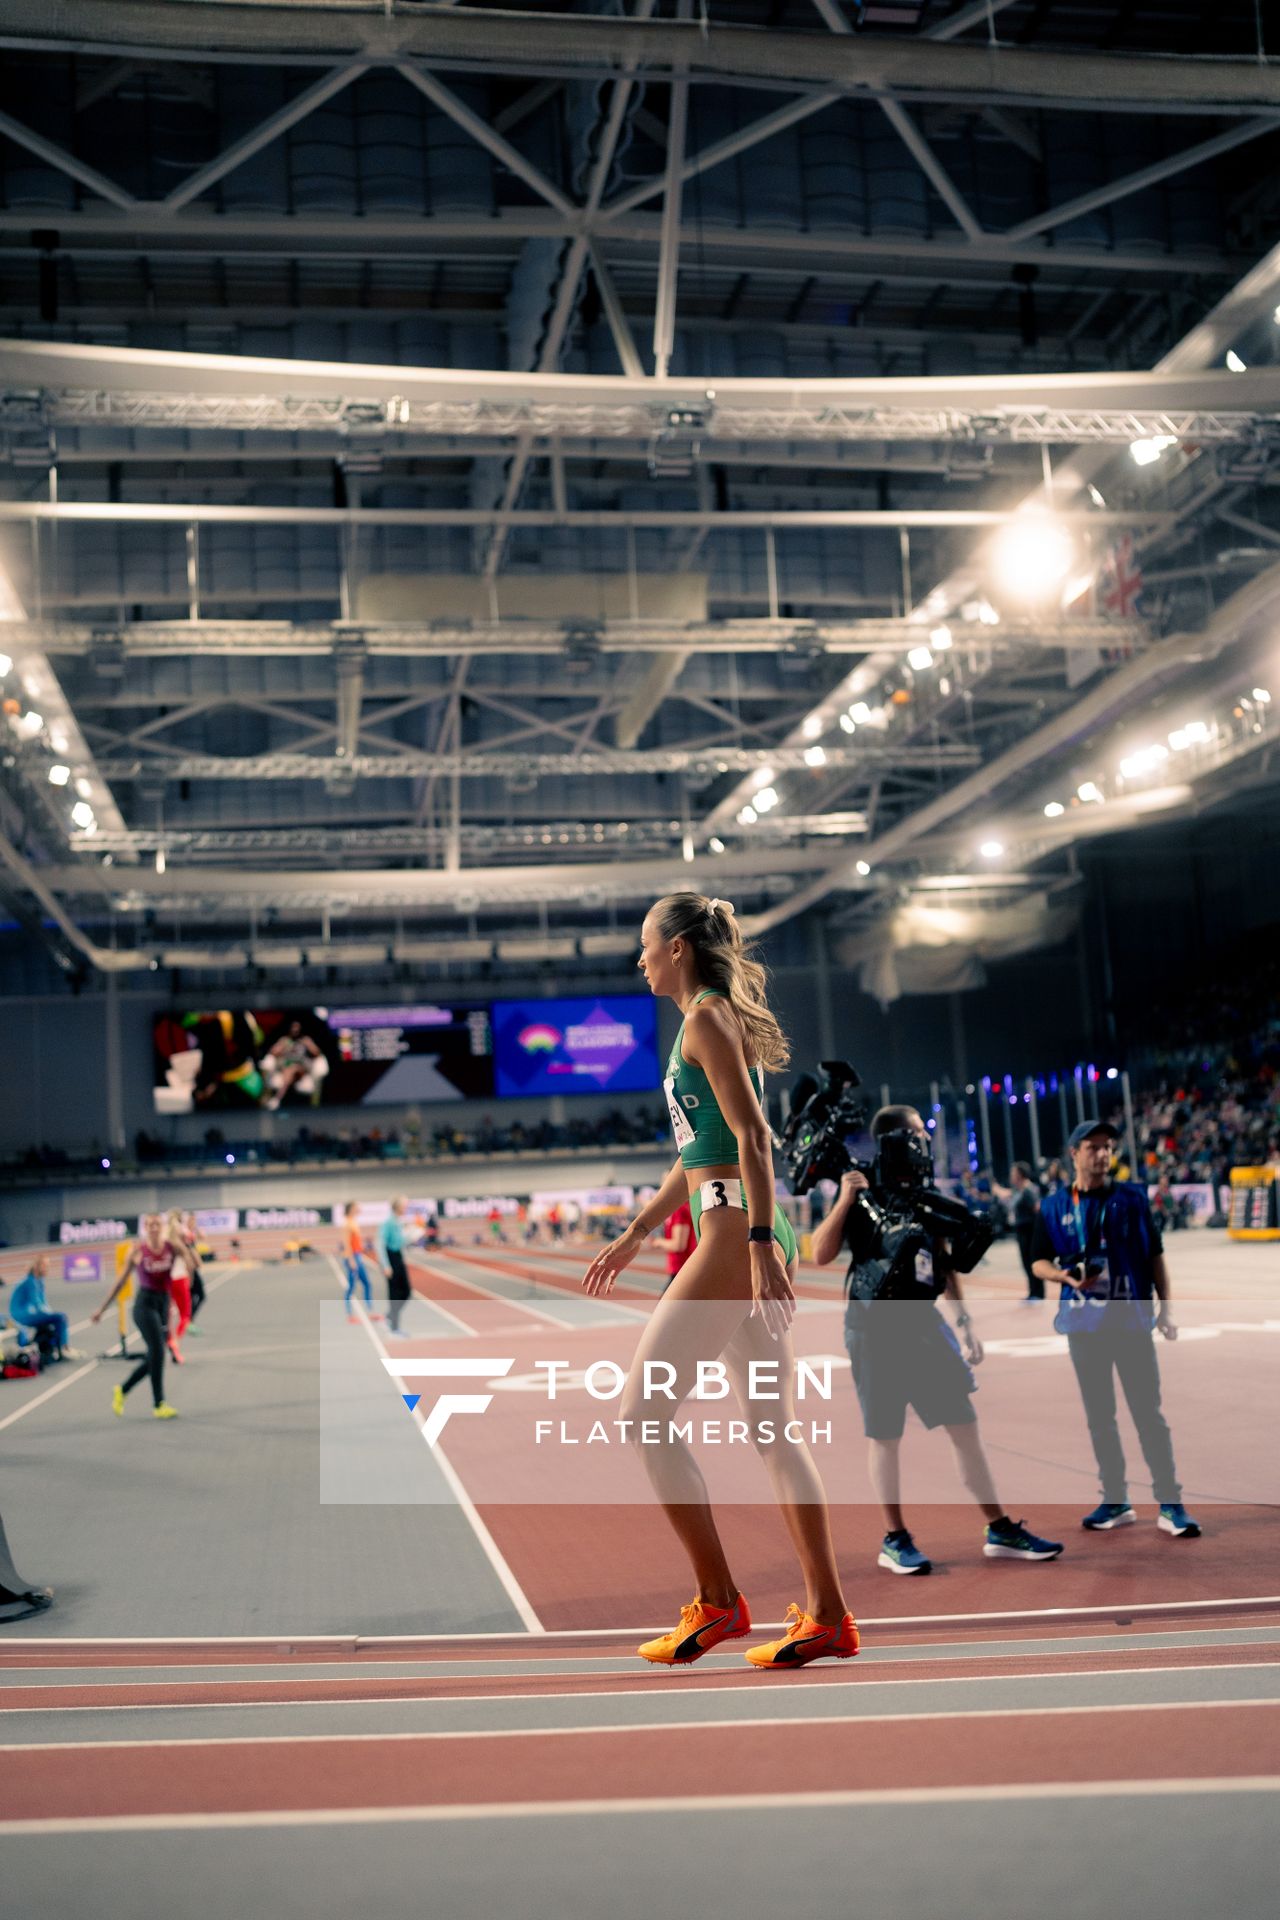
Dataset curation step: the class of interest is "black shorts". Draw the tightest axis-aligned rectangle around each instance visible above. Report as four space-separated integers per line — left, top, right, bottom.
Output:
844 1300 977 1441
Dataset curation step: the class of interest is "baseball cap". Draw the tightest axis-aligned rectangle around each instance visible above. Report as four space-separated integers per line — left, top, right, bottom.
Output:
1067 1119 1120 1151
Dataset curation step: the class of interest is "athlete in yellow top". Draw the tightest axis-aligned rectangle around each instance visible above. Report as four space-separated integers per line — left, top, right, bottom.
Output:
584 891 857 1670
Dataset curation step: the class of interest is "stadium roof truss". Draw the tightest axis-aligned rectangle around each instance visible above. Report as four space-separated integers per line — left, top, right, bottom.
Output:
1 0 1280 976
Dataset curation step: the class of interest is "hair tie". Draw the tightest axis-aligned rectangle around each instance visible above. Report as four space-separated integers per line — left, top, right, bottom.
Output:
708 897 734 916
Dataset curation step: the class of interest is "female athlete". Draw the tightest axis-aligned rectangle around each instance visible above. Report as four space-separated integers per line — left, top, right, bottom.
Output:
583 892 857 1670
92 1212 184 1418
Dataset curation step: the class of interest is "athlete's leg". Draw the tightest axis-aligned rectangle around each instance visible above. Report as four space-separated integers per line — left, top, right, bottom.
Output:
616 1220 759 1610
723 1296 846 1624
355 1255 373 1306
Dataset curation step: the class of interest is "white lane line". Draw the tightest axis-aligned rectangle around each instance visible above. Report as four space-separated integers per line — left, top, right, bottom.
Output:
337 1273 544 1637
7 1630 1277 1692
405 1289 479 1340
405 1256 581 1330
455 1249 651 1322
3 1692 1280 1753
6 1659 1279 1717
2 1775 1278 1835
0 1263 253 1434
8 1593 1276 1648
0 1361 100 1433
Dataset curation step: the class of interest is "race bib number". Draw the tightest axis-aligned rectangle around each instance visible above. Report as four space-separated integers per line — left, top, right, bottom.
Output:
664 1075 696 1150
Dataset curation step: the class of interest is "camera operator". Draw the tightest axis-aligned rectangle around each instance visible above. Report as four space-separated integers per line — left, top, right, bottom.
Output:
813 1105 1064 1576
1030 1120 1200 1539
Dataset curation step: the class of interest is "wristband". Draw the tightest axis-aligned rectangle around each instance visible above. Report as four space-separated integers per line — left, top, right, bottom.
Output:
748 1225 775 1245
954 1310 971 1327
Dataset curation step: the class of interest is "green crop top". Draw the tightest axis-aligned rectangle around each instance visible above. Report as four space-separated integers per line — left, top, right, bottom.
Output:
664 989 765 1170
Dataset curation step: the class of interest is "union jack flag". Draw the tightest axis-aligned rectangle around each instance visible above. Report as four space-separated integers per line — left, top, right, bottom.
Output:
1101 534 1143 620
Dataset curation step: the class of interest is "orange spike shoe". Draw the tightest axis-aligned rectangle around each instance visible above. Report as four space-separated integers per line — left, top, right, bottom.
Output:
744 1603 859 1669
637 1593 752 1666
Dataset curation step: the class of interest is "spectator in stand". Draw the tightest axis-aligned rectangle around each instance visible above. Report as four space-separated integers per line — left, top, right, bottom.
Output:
9 1257 77 1365
655 1200 694 1293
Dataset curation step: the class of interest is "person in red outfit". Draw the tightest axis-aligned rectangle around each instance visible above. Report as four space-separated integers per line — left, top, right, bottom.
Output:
656 1201 694 1292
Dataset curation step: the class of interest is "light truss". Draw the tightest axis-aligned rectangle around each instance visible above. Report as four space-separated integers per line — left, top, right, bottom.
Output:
77 810 871 859
93 743 981 783
8 391 1277 450
5 344 1280 446
28 617 1148 658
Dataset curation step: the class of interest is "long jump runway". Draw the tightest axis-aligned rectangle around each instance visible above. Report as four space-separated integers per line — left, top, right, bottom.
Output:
3 1247 1277 1917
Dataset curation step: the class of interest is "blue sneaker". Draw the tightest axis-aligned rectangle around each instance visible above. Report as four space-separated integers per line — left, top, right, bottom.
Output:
983 1517 1063 1561
1082 1502 1137 1530
1158 1504 1202 1538
877 1531 932 1576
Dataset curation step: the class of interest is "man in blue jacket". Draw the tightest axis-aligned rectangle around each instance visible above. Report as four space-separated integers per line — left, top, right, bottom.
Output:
1031 1120 1200 1538
9 1256 78 1365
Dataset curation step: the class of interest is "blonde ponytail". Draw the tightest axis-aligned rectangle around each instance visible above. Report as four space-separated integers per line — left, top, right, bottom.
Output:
651 891 790 1072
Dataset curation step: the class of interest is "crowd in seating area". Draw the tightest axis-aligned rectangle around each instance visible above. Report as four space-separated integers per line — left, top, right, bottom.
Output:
3 1106 673 1184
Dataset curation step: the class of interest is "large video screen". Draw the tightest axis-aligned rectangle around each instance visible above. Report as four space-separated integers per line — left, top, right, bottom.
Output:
152 1005 493 1114
492 995 659 1099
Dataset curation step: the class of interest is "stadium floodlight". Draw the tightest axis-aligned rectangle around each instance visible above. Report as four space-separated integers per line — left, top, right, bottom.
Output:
753 786 779 813
991 516 1074 602
708 836 725 853
155 849 166 876
930 625 953 650
1129 435 1176 467
74 775 93 798
70 799 94 828
1226 349 1247 372
751 766 776 792
1168 721 1211 749
1043 801 1065 818
737 805 758 825
47 763 70 786
979 839 1004 859
907 646 934 671
849 702 872 724
839 713 856 733
1252 687 1272 705
855 860 872 876
803 745 827 767
0 652 11 677
801 713 825 740
1077 781 1104 803
17 709 43 737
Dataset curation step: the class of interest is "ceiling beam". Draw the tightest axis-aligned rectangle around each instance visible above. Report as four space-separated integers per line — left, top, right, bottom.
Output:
92 743 982 783
26 615 1145 658
0 207 1243 279
3 7 1278 116
0 501 1176 531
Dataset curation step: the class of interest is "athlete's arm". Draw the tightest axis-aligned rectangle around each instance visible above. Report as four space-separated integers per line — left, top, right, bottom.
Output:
582 1158 685 1296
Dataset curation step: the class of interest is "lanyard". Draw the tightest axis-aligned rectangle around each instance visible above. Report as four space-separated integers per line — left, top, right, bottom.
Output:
1071 1183 1112 1262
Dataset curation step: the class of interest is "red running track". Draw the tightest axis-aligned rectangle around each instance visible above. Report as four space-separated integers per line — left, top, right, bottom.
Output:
5 1704 1279 1822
